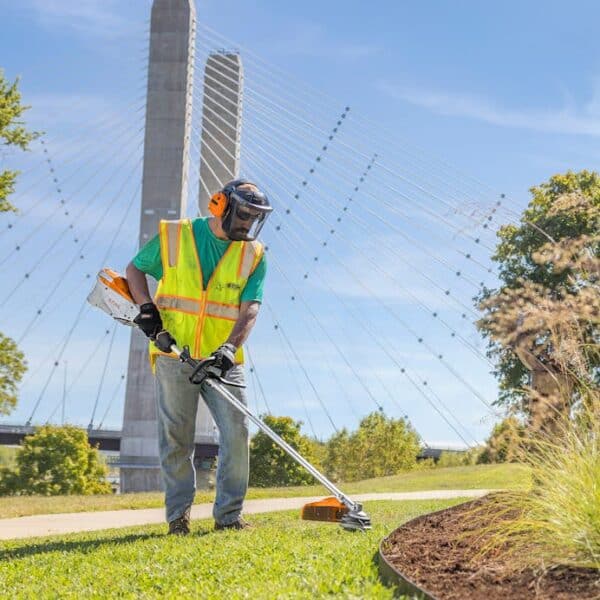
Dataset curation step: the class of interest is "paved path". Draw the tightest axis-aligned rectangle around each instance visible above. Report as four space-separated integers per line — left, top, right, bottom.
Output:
0 489 492 541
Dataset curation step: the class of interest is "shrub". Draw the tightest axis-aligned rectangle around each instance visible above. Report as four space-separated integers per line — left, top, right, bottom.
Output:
325 412 420 482
0 446 17 468
249 415 322 487
436 447 482 467
476 410 599 569
477 417 527 464
0 425 111 496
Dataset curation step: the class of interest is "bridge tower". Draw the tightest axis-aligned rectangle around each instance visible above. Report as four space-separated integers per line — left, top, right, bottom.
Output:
192 52 244 474
198 52 243 215
121 0 196 492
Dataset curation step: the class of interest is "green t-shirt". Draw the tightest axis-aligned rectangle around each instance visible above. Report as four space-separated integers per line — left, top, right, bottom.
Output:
132 217 267 303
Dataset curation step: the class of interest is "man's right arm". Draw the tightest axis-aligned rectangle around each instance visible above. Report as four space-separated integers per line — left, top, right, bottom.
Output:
126 262 153 305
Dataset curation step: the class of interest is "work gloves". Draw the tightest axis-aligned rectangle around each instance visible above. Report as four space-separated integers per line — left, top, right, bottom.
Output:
208 343 237 377
133 303 176 353
133 303 162 338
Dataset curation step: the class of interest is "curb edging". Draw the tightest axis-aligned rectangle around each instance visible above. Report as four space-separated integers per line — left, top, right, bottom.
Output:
378 536 438 600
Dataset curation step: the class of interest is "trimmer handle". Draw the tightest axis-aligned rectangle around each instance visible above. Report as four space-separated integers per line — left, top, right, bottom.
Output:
168 343 245 389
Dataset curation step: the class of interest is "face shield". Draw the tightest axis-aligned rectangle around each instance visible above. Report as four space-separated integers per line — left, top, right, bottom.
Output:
222 187 273 241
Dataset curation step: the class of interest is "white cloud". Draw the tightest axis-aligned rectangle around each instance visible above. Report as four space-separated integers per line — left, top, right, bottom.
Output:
23 0 140 38
378 79 600 137
272 20 379 60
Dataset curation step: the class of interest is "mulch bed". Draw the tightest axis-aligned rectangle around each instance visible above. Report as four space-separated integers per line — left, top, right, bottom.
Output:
381 497 599 600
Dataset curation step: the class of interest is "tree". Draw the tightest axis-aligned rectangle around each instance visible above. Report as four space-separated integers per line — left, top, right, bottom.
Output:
249 415 323 487
325 412 421 482
477 416 526 464
0 69 38 414
1 69 39 212
0 333 27 415
0 425 111 496
477 171 600 413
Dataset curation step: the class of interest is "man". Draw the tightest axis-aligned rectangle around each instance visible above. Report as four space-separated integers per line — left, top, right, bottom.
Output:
126 179 272 535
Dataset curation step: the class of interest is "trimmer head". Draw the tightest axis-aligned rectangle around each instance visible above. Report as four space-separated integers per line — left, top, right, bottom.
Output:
340 504 372 532
301 496 372 532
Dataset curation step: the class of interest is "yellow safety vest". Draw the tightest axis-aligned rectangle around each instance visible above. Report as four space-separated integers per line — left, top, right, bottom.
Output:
148 219 264 372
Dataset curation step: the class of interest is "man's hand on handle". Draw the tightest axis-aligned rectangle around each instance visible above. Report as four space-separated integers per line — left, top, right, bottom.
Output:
154 330 177 353
208 343 237 377
133 303 177 353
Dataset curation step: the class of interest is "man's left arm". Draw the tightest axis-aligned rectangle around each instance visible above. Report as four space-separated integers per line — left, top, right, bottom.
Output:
209 301 261 375
226 301 261 349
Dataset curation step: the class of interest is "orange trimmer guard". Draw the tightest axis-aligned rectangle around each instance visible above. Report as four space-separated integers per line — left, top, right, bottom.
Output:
301 496 348 523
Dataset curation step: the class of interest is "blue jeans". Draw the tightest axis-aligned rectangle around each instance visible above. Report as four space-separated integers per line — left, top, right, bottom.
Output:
155 356 249 525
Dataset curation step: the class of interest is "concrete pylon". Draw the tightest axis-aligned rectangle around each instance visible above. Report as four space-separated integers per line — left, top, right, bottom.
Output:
194 51 244 466
198 52 243 215
120 0 196 493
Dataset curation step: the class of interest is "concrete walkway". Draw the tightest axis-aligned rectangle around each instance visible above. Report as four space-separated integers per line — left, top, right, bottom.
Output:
0 489 492 541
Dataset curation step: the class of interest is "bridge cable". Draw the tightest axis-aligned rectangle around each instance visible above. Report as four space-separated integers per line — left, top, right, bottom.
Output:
245 344 272 414
98 374 126 430
14 157 143 341
3 95 147 233
198 29 560 247
44 327 113 423
190 120 383 418
195 33 506 243
2 146 144 309
195 70 490 297
88 323 118 430
190 99 489 398
0 125 144 275
194 107 488 366
246 155 495 415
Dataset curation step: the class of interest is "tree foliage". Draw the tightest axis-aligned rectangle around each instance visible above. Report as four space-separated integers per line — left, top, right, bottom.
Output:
0 332 27 415
1 69 39 213
0 425 111 496
249 415 322 487
477 171 600 412
0 70 36 415
325 412 421 482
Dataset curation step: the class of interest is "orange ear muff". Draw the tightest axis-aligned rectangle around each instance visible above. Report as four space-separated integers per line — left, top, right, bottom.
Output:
209 191 228 217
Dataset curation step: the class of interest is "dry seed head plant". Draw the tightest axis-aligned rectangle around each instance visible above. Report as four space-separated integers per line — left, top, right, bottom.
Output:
478 229 599 431
472 221 600 570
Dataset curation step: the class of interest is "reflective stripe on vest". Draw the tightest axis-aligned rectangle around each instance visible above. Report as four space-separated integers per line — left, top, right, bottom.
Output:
148 219 263 372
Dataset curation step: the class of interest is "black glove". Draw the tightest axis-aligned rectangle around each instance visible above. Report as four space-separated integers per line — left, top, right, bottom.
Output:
154 330 177 353
208 343 237 377
133 303 162 339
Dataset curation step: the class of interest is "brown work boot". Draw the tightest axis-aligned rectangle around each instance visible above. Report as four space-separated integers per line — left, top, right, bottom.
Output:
214 517 253 531
168 507 191 536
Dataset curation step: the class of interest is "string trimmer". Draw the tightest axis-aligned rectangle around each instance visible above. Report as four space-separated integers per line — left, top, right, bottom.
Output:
87 268 371 532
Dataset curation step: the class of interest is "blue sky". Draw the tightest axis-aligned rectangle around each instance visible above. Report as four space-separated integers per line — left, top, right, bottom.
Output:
1 0 598 446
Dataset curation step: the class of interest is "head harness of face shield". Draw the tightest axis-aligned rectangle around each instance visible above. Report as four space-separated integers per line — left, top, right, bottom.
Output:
208 179 273 241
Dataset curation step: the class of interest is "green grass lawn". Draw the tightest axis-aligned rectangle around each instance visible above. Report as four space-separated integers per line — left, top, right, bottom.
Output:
0 463 529 519
0 499 464 599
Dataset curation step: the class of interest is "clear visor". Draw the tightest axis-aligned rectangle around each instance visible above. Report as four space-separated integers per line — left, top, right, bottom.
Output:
226 191 273 241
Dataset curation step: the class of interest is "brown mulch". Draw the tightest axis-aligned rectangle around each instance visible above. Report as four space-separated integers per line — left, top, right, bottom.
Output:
381 497 600 600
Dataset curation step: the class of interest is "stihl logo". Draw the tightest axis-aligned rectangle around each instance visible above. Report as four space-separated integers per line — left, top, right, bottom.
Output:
214 282 241 291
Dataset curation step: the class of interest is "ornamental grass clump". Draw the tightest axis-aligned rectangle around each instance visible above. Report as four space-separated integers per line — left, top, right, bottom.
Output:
473 221 600 569
477 410 599 569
